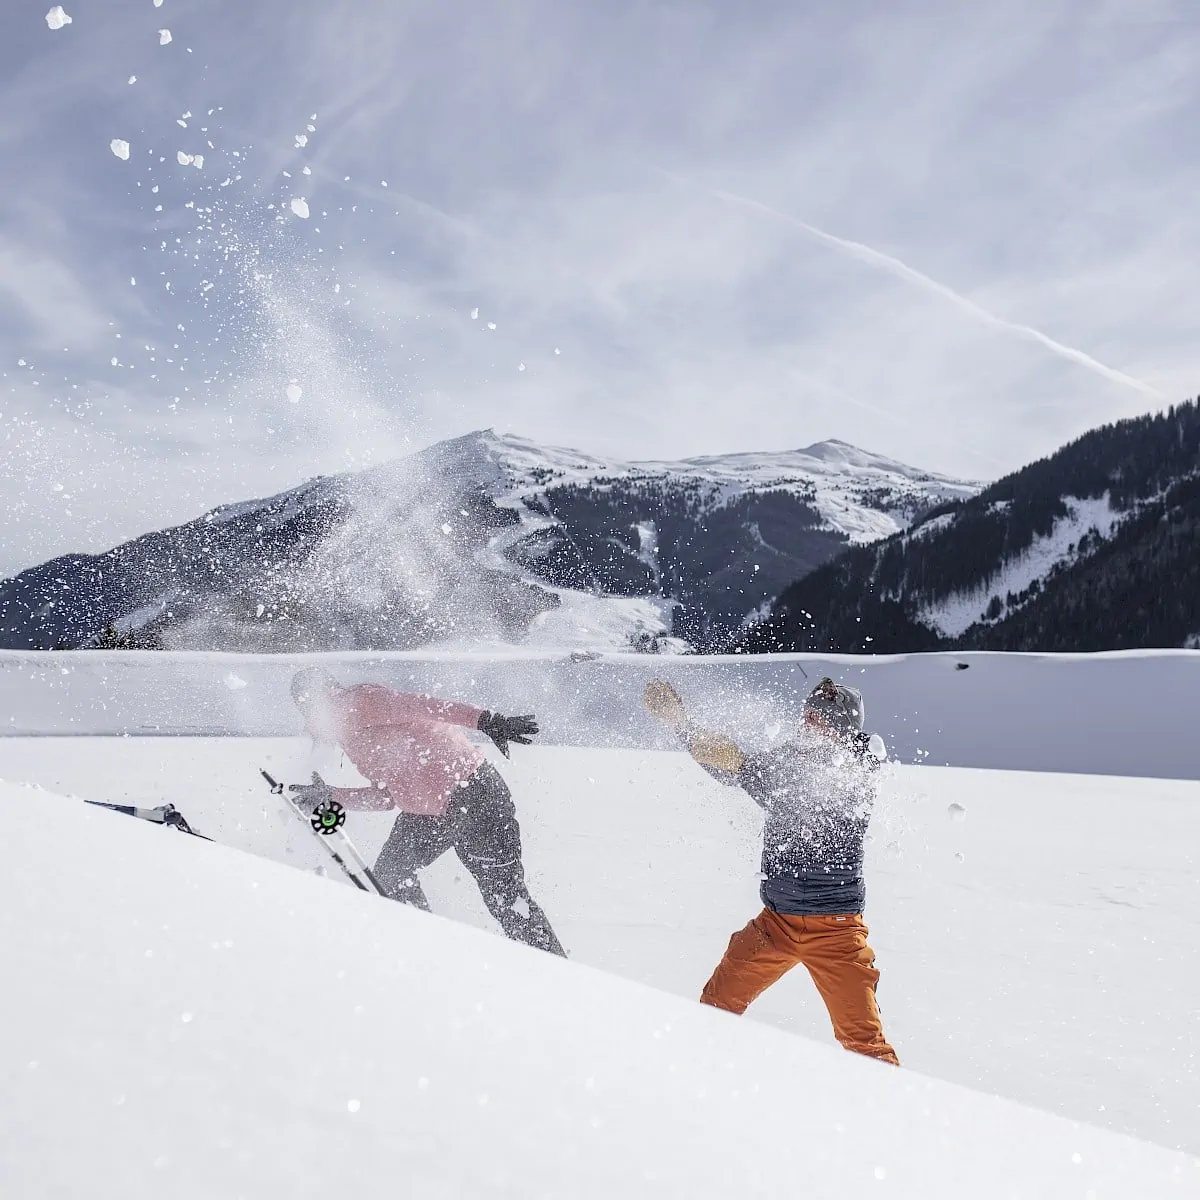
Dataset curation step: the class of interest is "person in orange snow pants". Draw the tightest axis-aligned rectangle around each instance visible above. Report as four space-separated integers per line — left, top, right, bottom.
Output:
644 676 899 1067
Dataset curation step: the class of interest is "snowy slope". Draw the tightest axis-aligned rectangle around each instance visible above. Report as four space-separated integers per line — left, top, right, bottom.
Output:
2 733 1198 1155
917 494 1121 637
467 429 979 543
1 780 1196 1199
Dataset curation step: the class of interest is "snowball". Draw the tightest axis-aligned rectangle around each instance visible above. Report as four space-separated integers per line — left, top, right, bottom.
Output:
470 308 478 320
486 322 496 330
128 76 137 84
158 28 172 44
110 139 131 161
285 383 303 403
294 134 308 148
45 7 72 30
347 1099 360 1113
302 166 311 175
289 197 309 219
948 802 967 822
191 154 204 169
222 673 248 691
177 151 193 166
154 0 163 6
554 347 561 355
518 362 526 372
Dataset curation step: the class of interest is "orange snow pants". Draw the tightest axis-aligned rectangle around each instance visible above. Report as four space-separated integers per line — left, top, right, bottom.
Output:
700 908 899 1066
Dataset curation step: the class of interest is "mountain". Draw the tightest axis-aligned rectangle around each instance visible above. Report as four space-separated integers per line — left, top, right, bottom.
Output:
739 398 1200 655
0 430 978 654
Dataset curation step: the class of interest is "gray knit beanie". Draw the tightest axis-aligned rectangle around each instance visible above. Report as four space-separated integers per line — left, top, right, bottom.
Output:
804 677 865 737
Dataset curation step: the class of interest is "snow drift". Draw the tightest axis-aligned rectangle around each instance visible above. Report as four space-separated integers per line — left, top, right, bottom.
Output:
1 782 1195 1199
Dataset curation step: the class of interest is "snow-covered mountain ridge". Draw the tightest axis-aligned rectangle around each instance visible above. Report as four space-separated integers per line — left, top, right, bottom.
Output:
436 429 978 543
0 430 979 654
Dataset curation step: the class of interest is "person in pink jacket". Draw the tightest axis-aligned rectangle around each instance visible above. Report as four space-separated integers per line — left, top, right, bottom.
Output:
288 666 566 957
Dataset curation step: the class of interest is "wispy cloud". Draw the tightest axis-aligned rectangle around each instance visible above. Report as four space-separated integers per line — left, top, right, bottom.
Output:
705 184 1161 399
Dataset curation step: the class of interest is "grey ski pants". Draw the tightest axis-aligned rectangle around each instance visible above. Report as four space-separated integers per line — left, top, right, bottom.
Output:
372 762 566 957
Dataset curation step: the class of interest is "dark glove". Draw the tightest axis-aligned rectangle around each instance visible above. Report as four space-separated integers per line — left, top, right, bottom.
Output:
288 771 334 812
477 711 539 758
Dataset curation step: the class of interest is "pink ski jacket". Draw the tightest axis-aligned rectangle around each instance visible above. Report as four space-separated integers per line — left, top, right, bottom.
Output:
303 683 487 817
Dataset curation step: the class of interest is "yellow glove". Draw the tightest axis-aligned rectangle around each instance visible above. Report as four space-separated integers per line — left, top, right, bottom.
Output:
644 678 687 730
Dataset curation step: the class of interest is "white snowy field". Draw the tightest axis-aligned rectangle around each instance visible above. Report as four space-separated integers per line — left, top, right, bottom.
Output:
1 734 1196 1164
3 646 1200 780
1 780 1197 1200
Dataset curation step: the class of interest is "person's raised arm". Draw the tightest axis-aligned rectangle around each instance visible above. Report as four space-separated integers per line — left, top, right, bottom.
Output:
377 688 540 759
643 679 746 777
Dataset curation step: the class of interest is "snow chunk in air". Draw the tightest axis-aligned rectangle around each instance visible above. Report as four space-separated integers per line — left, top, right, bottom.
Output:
45 7 72 30
285 383 303 403
110 139 131 161
289 198 310 219
158 28 172 44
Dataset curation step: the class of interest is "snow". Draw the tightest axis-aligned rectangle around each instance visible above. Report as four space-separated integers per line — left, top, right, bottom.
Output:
5 647 1200 781
441 430 979 546
0 771 1197 1198
45 6 72 30
110 139 131 160
285 382 303 403
290 197 310 219
919 494 1120 638
518 589 676 651
158 28 172 44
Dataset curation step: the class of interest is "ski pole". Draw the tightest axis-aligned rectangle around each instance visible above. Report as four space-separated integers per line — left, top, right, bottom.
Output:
259 769 385 895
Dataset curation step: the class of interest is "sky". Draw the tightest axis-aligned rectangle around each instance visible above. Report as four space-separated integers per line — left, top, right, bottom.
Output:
2 0 1199 576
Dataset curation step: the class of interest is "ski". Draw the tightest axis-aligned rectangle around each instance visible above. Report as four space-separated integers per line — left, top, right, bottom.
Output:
258 769 385 896
84 799 212 840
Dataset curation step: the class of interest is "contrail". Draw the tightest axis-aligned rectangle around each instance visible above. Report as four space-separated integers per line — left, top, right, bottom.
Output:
707 185 1159 399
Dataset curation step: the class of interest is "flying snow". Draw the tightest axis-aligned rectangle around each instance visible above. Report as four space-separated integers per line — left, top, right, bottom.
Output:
158 28 172 45
471 308 479 320
285 383 303 403
109 139 131 161
154 0 164 6
45 7 72 30
290 198 310 219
